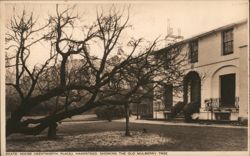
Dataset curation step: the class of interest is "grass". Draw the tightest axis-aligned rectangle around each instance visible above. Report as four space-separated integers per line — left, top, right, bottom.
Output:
6 120 248 151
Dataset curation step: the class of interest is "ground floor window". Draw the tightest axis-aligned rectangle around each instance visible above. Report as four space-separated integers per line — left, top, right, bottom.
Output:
220 73 236 107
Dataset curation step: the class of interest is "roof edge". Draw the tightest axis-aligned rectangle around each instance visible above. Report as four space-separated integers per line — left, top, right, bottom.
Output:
156 19 248 53
182 19 248 43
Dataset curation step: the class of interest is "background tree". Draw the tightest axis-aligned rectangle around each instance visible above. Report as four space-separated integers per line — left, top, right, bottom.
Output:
103 39 186 136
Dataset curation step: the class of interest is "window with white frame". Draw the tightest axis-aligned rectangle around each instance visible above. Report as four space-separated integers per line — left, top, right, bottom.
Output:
222 28 233 55
189 40 198 63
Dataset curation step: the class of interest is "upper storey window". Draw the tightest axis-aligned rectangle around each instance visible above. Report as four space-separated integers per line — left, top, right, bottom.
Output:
189 40 198 63
222 28 233 55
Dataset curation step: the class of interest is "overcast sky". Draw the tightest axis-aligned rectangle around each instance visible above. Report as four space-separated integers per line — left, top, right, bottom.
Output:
4 0 248 66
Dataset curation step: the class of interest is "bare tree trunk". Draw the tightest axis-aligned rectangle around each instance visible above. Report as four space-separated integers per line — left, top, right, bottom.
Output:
124 102 131 136
47 122 58 139
60 56 68 87
136 103 139 119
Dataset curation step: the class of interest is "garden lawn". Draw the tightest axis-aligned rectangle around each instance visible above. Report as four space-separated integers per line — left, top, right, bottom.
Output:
6 120 247 151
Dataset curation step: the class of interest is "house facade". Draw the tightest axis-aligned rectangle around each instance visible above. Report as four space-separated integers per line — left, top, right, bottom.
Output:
153 20 248 121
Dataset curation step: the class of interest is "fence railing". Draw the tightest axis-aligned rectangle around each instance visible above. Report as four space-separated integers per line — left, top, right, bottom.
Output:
153 101 166 111
204 97 239 110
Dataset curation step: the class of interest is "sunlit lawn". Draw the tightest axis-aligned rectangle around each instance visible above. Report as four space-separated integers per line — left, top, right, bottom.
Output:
7 120 247 151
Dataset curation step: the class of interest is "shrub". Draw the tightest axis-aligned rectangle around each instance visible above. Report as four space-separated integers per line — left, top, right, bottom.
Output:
238 117 248 126
140 114 153 119
170 101 185 117
95 105 125 121
183 101 200 122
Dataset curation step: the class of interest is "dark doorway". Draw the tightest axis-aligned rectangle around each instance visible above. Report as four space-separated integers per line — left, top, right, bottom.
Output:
220 73 235 107
183 71 201 111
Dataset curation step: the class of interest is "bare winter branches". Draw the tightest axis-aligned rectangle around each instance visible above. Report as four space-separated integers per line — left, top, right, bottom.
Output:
5 5 186 137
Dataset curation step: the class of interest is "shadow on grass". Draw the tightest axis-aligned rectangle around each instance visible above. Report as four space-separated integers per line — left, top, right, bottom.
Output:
6 121 248 151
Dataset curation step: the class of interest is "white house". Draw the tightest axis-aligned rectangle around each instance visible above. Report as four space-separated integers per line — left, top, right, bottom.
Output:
153 20 248 122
